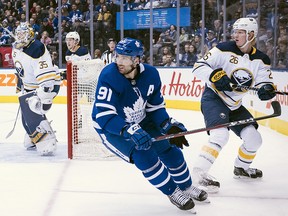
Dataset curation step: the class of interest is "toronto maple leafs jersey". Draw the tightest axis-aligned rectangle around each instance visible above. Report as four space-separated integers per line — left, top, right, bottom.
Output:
92 62 170 136
192 41 274 110
65 46 91 62
12 39 61 91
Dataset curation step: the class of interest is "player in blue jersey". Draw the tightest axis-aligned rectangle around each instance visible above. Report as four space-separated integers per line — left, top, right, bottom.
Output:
92 37 208 212
191 18 277 193
12 22 61 156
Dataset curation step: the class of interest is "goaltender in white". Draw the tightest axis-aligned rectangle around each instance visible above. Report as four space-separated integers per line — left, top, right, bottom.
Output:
12 22 61 156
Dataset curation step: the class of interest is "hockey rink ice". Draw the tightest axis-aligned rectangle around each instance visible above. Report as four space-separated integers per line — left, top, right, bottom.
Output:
0 103 287 216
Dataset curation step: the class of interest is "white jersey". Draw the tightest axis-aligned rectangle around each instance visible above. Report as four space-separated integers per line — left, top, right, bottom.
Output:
12 39 61 91
192 41 273 110
65 46 91 62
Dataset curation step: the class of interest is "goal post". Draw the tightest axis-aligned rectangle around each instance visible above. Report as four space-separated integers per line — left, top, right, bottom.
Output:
66 59 113 159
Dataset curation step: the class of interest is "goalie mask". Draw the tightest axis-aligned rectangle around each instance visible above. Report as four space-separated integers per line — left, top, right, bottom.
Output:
65 31 80 51
14 22 35 49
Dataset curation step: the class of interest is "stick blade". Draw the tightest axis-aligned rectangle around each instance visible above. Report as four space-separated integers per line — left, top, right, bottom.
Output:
271 101 281 116
5 130 13 139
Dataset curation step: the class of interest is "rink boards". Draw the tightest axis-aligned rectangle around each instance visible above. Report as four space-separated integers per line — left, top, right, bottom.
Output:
0 68 287 135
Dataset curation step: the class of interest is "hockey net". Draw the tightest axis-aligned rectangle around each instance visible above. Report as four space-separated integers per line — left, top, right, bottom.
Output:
66 59 114 159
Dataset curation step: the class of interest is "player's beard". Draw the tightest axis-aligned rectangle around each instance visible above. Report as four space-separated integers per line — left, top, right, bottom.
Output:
118 64 136 78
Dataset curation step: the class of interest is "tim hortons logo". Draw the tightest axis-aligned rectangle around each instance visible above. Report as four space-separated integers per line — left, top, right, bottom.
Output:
161 71 205 97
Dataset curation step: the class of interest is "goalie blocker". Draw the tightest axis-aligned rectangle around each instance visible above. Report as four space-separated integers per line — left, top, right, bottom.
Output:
19 92 57 156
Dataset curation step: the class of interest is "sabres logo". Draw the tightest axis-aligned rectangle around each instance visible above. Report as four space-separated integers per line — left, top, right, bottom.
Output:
14 61 25 77
230 68 253 92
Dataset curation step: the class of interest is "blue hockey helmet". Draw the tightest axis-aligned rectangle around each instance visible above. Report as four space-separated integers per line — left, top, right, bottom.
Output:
115 38 144 57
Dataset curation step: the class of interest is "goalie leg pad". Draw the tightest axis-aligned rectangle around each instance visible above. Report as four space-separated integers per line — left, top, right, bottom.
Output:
19 93 57 155
19 92 48 142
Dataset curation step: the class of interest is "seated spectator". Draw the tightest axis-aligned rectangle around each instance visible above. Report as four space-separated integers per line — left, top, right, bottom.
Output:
40 18 55 38
164 54 177 67
276 40 288 69
0 29 11 46
94 49 102 59
179 43 193 66
157 45 172 64
205 30 218 50
69 3 83 24
29 18 41 37
157 25 177 49
124 0 138 11
0 20 13 38
188 44 198 66
51 51 59 66
179 27 189 45
40 31 52 46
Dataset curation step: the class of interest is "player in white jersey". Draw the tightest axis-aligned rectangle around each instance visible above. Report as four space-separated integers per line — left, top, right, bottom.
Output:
65 31 91 62
61 31 92 80
12 22 61 156
191 18 277 193
92 38 208 212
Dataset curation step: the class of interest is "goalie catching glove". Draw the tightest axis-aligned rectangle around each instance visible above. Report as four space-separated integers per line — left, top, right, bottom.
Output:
161 118 189 149
121 123 152 151
209 68 232 91
257 84 276 101
27 87 56 115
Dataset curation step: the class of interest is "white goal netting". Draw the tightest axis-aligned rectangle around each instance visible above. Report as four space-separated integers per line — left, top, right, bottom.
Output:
67 59 114 160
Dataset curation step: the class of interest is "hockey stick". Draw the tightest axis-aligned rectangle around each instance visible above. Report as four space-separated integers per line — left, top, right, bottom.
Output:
231 84 288 96
5 105 21 139
152 101 281 142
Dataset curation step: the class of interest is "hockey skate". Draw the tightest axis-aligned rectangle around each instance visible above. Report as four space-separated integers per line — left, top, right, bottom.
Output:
168 187 196 213
234 167 263 179
24 133 36 151
193 168 220 193
183 185 210 203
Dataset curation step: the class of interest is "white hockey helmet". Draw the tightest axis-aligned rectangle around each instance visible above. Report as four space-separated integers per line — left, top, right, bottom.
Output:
233 17 258 37
14 22 35 49
66 31 80 43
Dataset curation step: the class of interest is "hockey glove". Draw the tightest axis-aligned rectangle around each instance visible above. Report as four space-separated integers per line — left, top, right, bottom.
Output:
257 84 276 101
28 87 56 115
60 70 67 80
121 124 152 151
209 68 232 91
161 118 189 149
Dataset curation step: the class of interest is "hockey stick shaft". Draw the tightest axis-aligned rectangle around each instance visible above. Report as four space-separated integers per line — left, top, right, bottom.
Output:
152 101 281 142
5 105 21 139
232 84 288 95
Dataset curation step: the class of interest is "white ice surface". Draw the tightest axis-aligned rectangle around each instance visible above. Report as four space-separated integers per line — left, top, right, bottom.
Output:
0 104 287 216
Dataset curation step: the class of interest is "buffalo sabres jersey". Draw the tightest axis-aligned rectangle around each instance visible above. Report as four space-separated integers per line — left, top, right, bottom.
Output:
12 39 61 91
65 46 91 62
92 63 170 136
193 41 273 110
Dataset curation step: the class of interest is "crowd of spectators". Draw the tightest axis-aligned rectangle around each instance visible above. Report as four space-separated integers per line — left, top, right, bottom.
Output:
0 0 287 69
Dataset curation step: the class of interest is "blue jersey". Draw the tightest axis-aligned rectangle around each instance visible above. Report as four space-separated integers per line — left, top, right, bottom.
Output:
92 62 170 137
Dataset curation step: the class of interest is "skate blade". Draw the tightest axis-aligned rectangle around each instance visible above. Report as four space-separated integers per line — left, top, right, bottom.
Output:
194 198 211 204
41 151 55 156
198 185 219 194
233 175 262 180
190 208 197 214
26 146 37 151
